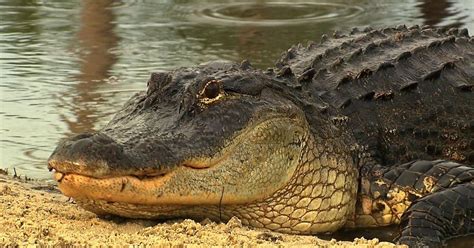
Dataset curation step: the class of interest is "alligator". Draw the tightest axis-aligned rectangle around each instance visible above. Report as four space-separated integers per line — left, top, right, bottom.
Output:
48 25 474 247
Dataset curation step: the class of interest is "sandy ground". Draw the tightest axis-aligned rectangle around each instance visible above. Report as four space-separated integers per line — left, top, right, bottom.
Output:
0 174 403 247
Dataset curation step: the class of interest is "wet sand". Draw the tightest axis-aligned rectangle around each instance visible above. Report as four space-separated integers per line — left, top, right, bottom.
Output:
0 174 402 247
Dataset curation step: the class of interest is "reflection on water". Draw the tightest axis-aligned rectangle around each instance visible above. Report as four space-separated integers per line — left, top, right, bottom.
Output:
0 0 473 178
417 0 465 28
63 0 118 134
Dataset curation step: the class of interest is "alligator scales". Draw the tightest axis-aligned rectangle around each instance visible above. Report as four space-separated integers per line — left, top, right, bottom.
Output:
49 26 474 247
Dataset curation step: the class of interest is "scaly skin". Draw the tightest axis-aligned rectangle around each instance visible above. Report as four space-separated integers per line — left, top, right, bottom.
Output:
48 26 474 247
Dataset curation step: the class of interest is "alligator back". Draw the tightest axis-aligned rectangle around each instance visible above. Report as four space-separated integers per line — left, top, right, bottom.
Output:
277 26 474 165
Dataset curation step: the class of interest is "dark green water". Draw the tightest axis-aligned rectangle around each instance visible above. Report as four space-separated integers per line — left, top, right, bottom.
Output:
1 0 473 245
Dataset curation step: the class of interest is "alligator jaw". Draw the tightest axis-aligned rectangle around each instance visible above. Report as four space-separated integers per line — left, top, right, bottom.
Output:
54 172 177 205
52 165 223 206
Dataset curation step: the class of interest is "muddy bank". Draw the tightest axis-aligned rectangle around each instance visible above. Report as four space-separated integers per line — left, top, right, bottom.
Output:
0 175 402 247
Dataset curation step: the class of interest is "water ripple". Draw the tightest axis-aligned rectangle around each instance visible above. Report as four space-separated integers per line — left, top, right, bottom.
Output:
192 2 364 26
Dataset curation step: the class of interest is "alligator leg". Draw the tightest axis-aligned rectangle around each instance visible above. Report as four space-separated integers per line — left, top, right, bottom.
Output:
352 160 474 247
397 181 473 247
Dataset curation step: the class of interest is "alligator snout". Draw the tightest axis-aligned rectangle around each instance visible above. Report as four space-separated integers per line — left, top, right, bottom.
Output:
48 131 181 179
48 132 132 178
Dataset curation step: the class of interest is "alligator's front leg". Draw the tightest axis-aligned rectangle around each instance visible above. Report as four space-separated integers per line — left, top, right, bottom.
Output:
350 160 474 247
398 180 473 247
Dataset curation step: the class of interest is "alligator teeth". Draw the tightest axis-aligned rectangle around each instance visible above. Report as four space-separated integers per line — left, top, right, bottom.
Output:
54 172 65 182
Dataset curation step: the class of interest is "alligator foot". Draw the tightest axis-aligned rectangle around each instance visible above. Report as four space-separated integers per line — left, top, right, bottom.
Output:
356 160 474 247
397 182 474 247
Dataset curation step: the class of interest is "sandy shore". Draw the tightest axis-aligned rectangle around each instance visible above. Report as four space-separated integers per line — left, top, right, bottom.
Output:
0 174 402 247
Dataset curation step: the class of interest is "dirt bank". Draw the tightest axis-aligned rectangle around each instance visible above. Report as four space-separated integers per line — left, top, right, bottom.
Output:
0 175 402 247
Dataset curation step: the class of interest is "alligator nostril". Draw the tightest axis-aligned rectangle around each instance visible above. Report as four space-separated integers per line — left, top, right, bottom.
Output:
47 132 125 176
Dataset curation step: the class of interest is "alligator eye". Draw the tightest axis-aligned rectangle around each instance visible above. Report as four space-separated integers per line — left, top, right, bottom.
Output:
203 80 221 99
199 79 224 104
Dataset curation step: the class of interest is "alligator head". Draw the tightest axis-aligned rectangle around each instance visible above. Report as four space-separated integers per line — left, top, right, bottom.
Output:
48 61 357 234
